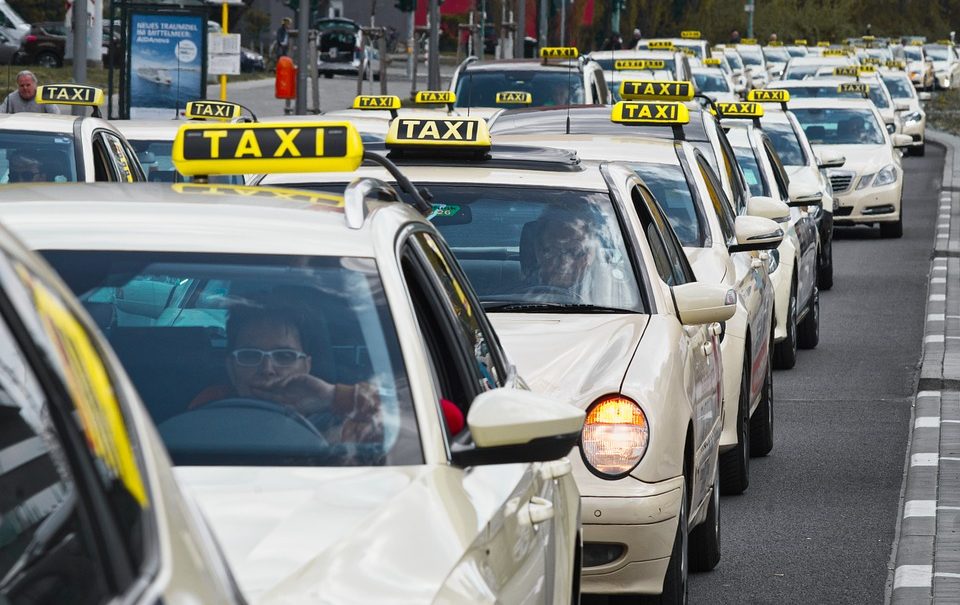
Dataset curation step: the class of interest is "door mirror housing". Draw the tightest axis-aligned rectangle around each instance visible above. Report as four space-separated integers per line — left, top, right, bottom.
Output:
672 282 737 326
450 388 584 467
919 91 933 101
817 150 846 169
894 100 911 111
729 215 784 253
787 181 823 207
891 133 914 148
747 195 790 222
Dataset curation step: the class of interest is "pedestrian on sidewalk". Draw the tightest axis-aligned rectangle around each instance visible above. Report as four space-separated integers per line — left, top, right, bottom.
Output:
276 17 291 59
1 71 59 114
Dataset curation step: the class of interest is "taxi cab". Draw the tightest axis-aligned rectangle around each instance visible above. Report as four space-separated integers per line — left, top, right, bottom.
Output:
637 32 711 60
733 42 769 87
0 122 587 603
691 65 738 103
768 73 902 135
587 48 692 85
789 97 911 237
762 43 792 79
0 84 144 183
923 40 960 89
450 47 608 115
880 66 927 155
0 215 242 602
781 53 857 80
256 115 738 602
720 47 754 96
494 103 784 496
898 42 936 90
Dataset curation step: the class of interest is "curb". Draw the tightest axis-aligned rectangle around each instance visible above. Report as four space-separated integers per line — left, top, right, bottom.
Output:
888 129 960 604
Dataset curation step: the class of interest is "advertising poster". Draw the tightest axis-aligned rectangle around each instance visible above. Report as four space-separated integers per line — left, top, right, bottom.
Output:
128 12 204 119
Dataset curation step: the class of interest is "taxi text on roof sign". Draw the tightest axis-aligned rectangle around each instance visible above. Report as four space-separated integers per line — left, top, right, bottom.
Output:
611 101 691 125
817 41 832 47
740 38 758 45
495 91 533 104
540 46 578 59
619 80 694 102
172 122 363 176
647 40 675 50
823 49 848 57
885 59 906 70
703 58 722 66
679 47 697 56
838 83 870 95
858 65 877 73
833 66 859 77
862 57 883 66
747 89 790 103
937 39 955 46
767 40 783 46
680 30 701 39
794 39 808 45
714 102 764 119
352 95 402 110
614 59 666 70
386 117 491 150
36 84 104 107
185 100 242 121
415 90 457 104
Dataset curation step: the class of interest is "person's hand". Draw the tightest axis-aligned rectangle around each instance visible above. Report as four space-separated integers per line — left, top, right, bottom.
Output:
257 373 335 415
341 382 383 444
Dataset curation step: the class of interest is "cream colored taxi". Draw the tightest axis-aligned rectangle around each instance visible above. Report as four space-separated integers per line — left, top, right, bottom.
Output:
0 122 588 604
880 66 928 155
257 115 739 602
789 97 911 237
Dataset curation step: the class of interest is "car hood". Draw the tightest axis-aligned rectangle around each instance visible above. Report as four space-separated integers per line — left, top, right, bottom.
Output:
812 143 894 174
176 465 476 603
489 313 648 406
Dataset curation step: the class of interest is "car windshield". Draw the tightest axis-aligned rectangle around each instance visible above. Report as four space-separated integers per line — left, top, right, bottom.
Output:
693 71 730 92
763 48 791 62
607 71 676 101
783 63 822 79
676 43 704 58
779 84 889 108
454 70 586 107
43 251 420 467
764 122 807 166
739 49 763 66
882 75 916 98
925 46 950 61
787 47 807 57
792 108 886 145
128 139 243 184
725 52 744 69
0 131 77 183
903 47 923 61
733 146 768 197
631 163 704 246
426 185 642 311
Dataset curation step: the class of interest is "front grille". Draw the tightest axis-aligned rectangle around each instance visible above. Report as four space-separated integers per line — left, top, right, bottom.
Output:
830 171 856 193
833 206 853 217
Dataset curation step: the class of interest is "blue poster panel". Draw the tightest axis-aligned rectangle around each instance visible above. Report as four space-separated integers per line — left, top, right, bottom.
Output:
129 12 204 119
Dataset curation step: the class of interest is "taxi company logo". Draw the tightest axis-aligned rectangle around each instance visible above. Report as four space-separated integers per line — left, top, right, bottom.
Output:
186 101 240 119
748 89 789 102
496 91 532 104
181 126 348 160
415 91 455 103
540 46 578 59
614 59 666 70
621 80 693 100
716 102 762 117
355 95 400 109
393 119 479 141
617 102 681 121
39 85 97 104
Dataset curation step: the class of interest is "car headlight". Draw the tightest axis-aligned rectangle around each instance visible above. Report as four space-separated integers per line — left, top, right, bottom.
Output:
581 395 649 478
903 111 923 123
767 247 780 273
857 172 875 189
873 164 898 187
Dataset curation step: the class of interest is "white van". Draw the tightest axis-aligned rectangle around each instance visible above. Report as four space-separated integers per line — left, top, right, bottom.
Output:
0 1 29 43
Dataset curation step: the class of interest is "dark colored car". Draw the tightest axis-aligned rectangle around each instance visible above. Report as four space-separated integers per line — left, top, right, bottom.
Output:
19 22 65 67
241 47 264 72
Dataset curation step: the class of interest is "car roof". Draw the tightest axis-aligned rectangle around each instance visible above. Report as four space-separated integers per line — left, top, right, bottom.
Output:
462 59 583 72
0 113 81 132
784 97 879 110
488 105 711 141
112 120 183 139
588 49 677 60
494 133 682 166
0 182 415 257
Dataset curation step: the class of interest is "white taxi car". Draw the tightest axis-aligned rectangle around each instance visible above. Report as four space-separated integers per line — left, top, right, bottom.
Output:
588 48 693 84
0 122 587 603
768 74 902 135
781 53 857 80
899 42 936 89
734 43 770 87
0 84 144 183
924 41 960 89
880 66 927 155
692 65 739 103
790 97 911 237
257 115 738 602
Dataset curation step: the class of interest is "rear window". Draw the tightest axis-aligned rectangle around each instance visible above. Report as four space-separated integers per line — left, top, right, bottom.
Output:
454 70 586 108
693 71 730 93
0 131 77 183
792 107 886 145
128 138 242 184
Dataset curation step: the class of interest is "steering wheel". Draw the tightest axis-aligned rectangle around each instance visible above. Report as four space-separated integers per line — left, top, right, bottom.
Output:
204 398 329 442
519 284 585 303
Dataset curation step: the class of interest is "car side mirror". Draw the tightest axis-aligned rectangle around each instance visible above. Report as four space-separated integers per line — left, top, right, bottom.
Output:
894 100 911 111
817 150 846 169
746 195 790 222
672 282 737 326
729 215 784 253
891 133 913 148
450 388 584 467
787 181 823 207
919 91 933 101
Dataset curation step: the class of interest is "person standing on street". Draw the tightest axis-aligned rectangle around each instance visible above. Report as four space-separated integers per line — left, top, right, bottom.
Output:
276 17 291 59
1 71 59 114
729 29 741 44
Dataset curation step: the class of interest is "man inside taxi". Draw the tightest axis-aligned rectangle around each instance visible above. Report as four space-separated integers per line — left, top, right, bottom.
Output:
520 212 596 302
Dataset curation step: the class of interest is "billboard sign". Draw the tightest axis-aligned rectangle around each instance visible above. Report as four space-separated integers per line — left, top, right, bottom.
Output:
128 12 205 118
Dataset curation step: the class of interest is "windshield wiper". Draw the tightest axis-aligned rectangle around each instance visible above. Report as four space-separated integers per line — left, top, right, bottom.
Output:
482 301 634 313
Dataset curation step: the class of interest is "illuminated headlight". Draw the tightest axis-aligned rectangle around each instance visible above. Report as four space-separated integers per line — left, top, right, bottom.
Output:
873 164 898 187
903 111 923 123
581 395 649 478
857 173 875 189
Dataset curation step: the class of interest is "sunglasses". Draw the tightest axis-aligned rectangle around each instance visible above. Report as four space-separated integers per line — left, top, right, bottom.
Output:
230 348 307 367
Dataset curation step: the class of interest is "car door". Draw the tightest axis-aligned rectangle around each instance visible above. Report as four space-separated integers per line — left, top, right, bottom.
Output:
399 228 569 604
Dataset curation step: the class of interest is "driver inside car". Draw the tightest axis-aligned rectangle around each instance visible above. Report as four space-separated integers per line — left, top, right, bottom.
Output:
520 211 596 302
191 306 383 445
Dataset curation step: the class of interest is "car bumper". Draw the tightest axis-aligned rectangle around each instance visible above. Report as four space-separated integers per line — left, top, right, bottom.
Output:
902 118 926 147
832 179 902 224
317 61 359 74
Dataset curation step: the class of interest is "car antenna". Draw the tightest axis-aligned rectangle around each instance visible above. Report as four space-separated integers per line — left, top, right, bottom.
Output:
566 57 573 134
467 71 473 117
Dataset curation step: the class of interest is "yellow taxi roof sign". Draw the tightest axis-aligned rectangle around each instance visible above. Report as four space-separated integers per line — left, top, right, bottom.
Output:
185 100 242 121
833 65 859 76
767 40 783 47
936 39 954 46
740 38 758 45
817 41 832 47
863 35 876 41
680 30 701 39
679 47 697 56
910 39 924 46
714 102 764 119
36 84 104 107
611 101 691 126
838 83 870 96
747 88 790 103
495 90 533 104
352 95 402 110
858 65 877 74
172 122 363 177
614 59 667 70
619 80 695 102
414 90 457 104
386 117 491 150
540 46 578 59
862 57 883 65
647 40 675 50
822 49 848 57
703 58 722 66
885 59 906 70
794 39 808 46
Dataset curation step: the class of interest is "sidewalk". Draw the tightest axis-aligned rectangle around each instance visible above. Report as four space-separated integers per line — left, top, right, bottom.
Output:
889 129 960 604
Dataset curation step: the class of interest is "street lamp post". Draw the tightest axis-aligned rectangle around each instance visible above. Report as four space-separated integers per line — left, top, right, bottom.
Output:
745 1 755 39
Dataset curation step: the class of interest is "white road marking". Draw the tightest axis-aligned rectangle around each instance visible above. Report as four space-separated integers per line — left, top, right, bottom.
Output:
930 294 947 301
928 314 946 321
933 277 947 283
925 335 945 343
905 500 937 517
918 391 941 398
915 417 941 428
912 453 939 466
895 565 933 588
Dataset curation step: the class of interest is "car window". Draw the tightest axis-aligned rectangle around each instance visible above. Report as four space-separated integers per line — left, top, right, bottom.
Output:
764 121 808 166
882 75 916 99
128 138 243 184
101 132 137 183
630 161 705 247
696 154 738 243
0 131 77 183
632 185 694 285
692 71 731 92
454 69 586 107
792 107 886 145
763 139 791 199
734 145 770 197
42 250 422 467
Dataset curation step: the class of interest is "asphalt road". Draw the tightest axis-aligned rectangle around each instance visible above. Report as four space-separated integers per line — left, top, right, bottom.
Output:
688 145 944 603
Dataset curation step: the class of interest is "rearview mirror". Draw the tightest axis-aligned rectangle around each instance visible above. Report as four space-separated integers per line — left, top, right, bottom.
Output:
894 100 911 111
747 195 790 222
891 133 913 148
787 181 823 207
729 215 784 253
451 388 584 467
919 91 933 101
672 282 737 325
817 150 846 169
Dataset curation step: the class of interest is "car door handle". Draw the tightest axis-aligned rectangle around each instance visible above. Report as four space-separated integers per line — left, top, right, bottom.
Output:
702 341 714 356
520 497 555 526
540 458 572 481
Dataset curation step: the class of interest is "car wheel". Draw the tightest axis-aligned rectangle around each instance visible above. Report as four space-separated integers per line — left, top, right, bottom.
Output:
880 209 904 239
797 285 819 350
773 280 798 370
818 241 834 291
916 143 926 157
37 52 60 68
750 334 775 457
637 481 688 605
718 359 750 495
689 465 721 572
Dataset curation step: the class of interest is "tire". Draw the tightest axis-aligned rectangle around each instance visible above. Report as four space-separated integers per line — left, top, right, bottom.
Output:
689 467 721 572
916 143 926 157
797 285 819 350
323 72 334 79
638 482 688 605
880 212 903 239
773 280 798 370
37 52 60 68
818 241 834 291
750 334 775 457
718 359 750 495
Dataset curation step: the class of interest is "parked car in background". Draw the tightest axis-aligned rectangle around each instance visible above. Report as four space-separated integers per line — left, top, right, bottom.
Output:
18 21 65 67
0 28 19 65
315 17 380 79
240 46 264 72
